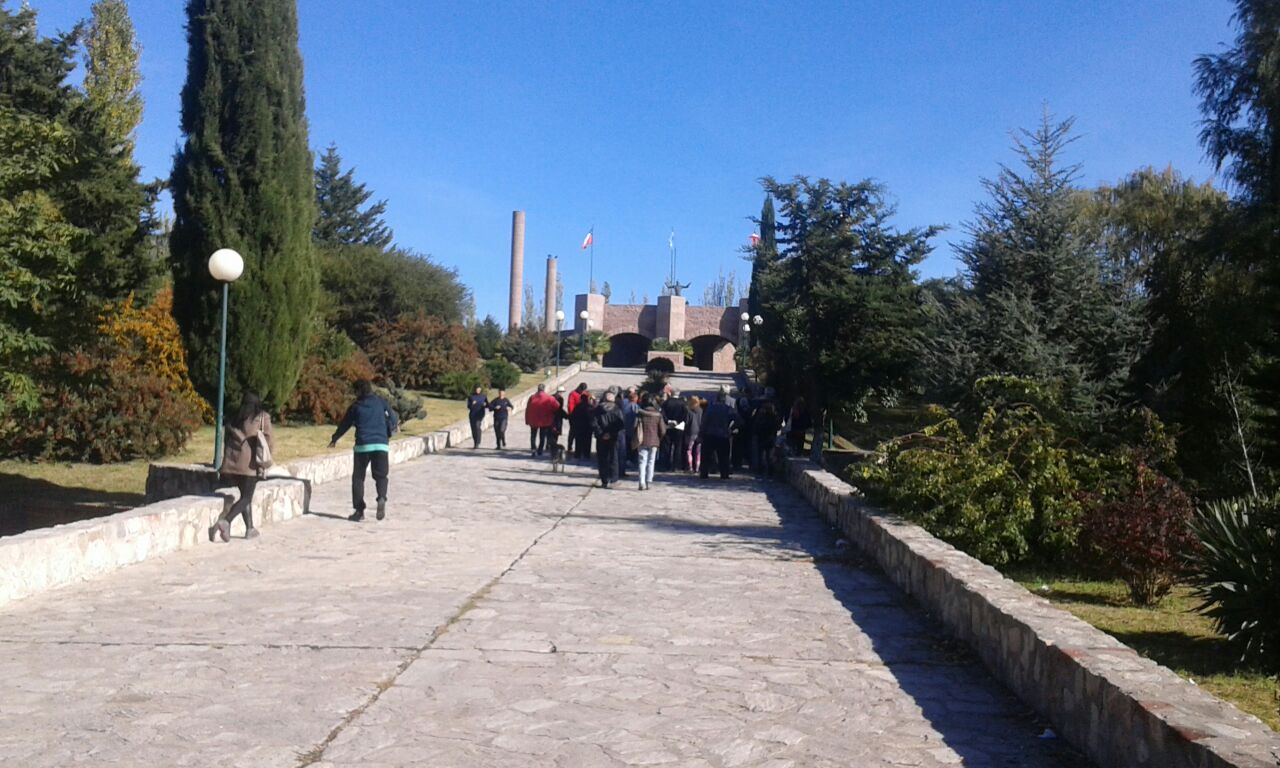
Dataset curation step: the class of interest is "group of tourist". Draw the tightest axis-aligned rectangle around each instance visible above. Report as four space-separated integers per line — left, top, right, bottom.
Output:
209 376 815 542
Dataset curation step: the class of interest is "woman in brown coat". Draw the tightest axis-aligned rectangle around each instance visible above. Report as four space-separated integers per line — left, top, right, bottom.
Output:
634 393 667 491
210 393 275 542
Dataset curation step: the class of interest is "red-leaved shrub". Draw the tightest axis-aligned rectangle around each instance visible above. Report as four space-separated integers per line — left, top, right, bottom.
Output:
1079 462 1200 605
364 311 477 391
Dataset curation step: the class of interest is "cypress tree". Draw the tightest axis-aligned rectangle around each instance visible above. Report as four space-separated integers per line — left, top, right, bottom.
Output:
747 194 777 321
170 0 318 408
314 143 393 248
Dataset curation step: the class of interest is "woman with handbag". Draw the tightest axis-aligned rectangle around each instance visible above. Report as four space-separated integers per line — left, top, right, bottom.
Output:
210 392 275 542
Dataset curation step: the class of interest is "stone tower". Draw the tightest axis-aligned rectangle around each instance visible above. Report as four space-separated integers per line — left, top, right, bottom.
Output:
544 256 558 332
508 211 525 332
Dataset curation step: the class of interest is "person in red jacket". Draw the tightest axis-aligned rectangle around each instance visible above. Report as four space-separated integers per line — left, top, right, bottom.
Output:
565 382 588 455
525 383 558 456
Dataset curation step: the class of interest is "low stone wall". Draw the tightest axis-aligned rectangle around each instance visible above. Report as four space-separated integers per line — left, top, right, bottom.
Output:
0 478 306 609
785 458 1280 768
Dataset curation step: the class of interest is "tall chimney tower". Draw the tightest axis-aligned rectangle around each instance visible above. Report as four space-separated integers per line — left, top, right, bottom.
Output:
508 210 525 332
544 256 558 332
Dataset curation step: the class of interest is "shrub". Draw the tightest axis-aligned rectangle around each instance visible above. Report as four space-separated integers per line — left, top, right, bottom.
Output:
1079 462 1200 605
284 325 376 425
484 358 521 390
365 311 478 390
858 403 1094 566
501 327 554 372
640 368 671 395
650 337 693 362
1187 495 1280 670
1 290 206 462
376 381 426 426
440 368 487 400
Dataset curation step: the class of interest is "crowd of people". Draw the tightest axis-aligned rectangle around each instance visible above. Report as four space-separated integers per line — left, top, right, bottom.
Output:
508 379 808 491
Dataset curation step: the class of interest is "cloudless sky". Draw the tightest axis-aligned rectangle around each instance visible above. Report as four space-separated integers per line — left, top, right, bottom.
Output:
35 0 1236 322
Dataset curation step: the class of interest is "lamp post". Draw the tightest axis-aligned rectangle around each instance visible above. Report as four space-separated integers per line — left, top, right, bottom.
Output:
554 310 565 377
208 248 244 471
578 309 589 362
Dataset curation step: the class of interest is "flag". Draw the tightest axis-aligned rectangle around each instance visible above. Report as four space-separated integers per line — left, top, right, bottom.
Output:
668 230 675 249
581 230 593 249
749 233 761 246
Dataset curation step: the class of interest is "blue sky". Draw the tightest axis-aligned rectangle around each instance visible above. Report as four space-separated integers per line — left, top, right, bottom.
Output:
35 0 1235 322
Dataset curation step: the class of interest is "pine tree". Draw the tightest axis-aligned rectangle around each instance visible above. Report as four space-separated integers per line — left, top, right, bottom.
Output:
748 195 778 320
314 143 392 248
602 281 612 303
77 0 158 302
170 0 317 407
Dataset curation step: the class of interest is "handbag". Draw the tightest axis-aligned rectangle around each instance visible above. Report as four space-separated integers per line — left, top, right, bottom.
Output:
252 414 273 470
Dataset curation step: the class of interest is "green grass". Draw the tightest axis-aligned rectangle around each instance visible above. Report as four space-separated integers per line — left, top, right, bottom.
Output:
1009 569 1279 731
0 370 557 534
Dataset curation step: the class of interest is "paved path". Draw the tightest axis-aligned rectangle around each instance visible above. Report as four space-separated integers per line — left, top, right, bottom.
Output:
0 371 1085 767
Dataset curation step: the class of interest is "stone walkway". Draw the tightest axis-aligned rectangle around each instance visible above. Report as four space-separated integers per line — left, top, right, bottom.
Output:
0 373 1086 767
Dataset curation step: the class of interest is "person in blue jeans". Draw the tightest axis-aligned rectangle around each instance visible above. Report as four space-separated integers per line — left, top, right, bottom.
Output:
329 379 400 522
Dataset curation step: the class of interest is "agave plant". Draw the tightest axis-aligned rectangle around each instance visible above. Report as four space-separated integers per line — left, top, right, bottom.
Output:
1186 495 1279 671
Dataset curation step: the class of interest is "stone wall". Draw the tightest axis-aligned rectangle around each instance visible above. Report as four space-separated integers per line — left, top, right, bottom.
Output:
0 365 587 610
0 478 306 609
785 458 1280 768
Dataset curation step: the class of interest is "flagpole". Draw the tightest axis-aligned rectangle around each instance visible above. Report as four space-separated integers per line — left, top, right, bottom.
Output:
589 226 594 293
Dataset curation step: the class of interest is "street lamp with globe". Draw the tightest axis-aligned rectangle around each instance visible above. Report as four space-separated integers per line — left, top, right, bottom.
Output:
554 310 565 377
208 248 244 471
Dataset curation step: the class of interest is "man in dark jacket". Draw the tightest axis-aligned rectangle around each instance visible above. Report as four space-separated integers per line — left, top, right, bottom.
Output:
466 386 489 449
592 391 626 487
699 392 738 480
659 391 688 471
330 379 400 521
488 389 513 449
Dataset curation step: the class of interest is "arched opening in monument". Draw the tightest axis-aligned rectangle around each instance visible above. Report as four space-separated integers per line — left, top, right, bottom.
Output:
689 335 735 372
603 333 651 368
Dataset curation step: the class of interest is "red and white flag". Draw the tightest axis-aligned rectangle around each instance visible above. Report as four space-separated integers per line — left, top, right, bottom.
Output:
749 233 761 246
581 230 593 249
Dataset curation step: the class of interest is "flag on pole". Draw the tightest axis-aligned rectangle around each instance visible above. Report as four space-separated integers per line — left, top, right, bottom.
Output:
581 230 593 249
749 233 761 246
668 230 675 249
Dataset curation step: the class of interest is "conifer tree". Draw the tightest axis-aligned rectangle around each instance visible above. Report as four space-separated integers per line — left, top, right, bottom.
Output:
748 195 777 320
85 0 142 155
170 0 317 407
314 143 393 248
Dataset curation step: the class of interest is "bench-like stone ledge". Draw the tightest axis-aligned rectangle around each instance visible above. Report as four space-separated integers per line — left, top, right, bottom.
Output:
784 457 1280 768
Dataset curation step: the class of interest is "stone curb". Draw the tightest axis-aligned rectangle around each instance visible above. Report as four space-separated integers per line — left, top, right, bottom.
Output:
0 363 591 610
784 457 1280 768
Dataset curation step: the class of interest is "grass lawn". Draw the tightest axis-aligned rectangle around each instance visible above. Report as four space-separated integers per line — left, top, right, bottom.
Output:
1010 569 1279 731
0 370 555 535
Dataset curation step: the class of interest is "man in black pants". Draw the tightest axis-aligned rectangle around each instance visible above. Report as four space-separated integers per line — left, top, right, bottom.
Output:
489 389 512 449
592 391 625 487
699 392 738 480
330 379 400 521
466 386 489 448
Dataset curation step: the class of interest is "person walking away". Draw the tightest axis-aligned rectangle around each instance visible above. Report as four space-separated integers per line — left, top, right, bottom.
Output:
634 393 667 490
571 391 595 460
566 382 588 456
552 386 569 447
210 392 274 542
622 387 641 468
615 387 636 480
330 379 400 522
525 383 556 456
753 398 782 476
466 385 489 449
700 392 738 480
660 390 688 471
685 395 703 474
787 396 811 456
732 387 755 471
489 389 513 449
592 391 625 487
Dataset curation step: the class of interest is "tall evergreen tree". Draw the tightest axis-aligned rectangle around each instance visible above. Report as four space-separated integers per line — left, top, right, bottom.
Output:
927 114 1142 429
1196 0 1280 465
77 0 158 302
170 0 317 407
313 143 392 248
748 195 777 321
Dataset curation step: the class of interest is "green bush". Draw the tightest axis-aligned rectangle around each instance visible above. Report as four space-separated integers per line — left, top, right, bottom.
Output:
484 358 521 390
376 381 426 426
1187 495 1280 670
858 403 1097 566
501 327 554 372
439 369 487 400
